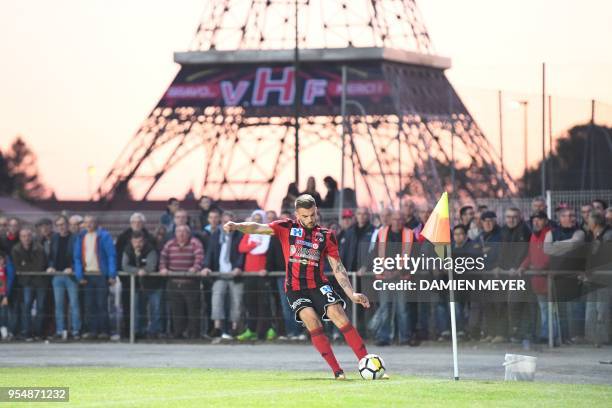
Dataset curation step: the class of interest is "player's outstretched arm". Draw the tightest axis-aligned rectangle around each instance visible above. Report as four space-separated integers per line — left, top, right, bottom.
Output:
327 256 370 308
224 221 274 235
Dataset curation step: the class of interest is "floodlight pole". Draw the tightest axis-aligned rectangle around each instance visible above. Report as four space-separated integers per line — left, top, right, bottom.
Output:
339 65 347 225
548 95 553 189
498 90 504 176
293 0 300 188
541 63 546 198
519 100 529 192
129 274 135 344
344 99 394 206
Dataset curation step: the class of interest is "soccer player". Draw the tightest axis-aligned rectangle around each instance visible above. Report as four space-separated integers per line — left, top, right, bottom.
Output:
223 194 380 379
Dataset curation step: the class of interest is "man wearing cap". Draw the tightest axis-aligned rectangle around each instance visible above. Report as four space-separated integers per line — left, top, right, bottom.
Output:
337 209 355 246
529 197 557 230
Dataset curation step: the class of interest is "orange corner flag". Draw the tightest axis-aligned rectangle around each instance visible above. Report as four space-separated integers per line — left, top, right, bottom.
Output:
421 192 451 244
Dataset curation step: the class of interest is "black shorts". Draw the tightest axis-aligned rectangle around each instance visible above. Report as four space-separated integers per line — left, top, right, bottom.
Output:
286 284 346 323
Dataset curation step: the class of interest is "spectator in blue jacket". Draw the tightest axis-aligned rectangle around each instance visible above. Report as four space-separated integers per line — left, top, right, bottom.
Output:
74 215 117 340
47 215 80 340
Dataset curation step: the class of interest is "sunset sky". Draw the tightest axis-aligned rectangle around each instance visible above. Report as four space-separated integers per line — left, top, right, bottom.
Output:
1 0 611 202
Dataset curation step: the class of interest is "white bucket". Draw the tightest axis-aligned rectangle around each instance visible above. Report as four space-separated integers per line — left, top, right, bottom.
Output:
503 354 537 381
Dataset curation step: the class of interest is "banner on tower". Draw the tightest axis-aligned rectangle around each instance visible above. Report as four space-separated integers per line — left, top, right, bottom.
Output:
158 61 401 116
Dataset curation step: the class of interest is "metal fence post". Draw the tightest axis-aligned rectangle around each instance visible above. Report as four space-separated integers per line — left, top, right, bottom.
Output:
130 273 135 344
547 271 553 349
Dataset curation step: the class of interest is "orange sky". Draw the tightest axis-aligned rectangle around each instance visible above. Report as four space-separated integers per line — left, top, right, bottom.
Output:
1 0 611 202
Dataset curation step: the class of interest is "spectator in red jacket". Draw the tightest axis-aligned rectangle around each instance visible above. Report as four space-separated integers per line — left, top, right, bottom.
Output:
0 250 15 340
518 211 555 344
238 211 270 272
236 210 275 341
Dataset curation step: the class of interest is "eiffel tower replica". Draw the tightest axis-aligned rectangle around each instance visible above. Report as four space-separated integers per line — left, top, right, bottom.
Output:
95 0 516 208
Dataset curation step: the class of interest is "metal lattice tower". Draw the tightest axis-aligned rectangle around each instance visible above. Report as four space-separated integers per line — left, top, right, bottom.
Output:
95 0 516 208
191 0 433 53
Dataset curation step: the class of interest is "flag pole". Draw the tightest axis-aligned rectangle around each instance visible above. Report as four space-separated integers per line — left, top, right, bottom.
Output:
421 192 458 380
446 243 460 380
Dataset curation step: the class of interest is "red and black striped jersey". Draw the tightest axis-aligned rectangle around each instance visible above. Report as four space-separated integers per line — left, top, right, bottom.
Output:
268 218 340 291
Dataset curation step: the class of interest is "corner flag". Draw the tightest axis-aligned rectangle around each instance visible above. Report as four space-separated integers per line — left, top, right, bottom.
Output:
421 191 450 244
420 192 460 381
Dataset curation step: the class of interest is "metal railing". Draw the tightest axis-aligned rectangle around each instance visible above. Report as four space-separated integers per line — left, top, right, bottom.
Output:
12 270 360 344
12 269 612 347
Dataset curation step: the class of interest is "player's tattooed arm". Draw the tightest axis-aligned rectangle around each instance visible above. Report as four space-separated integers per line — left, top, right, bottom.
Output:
328 257 353 295
224 221 274 235
328 256 370 308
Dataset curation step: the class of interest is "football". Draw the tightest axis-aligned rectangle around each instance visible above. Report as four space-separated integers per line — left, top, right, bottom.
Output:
358 354 386 380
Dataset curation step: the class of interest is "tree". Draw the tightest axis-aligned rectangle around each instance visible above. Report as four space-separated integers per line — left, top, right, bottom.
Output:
523 123 612 196
0 136 50 200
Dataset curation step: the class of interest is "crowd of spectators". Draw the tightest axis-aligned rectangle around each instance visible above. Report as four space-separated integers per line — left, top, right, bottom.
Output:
0 189 611 350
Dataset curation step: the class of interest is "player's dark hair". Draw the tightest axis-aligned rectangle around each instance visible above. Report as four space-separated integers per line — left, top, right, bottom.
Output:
295 194 316 210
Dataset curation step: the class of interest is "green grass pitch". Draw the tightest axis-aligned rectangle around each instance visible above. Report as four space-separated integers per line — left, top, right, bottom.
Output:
0 367 610 407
